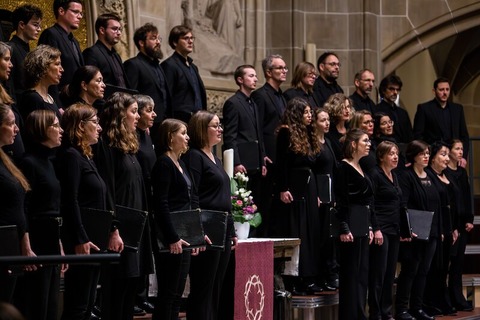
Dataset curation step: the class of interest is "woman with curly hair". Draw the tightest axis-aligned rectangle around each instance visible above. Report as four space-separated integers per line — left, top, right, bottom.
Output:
273 97 322 294
283 61 320 108
94 92 153 320
19 45 63 120
55 103 108 320
323 93 354 162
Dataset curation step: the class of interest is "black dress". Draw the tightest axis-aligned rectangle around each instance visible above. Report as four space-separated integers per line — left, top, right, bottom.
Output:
367 166 402 320
19 89 61 120
55 144 107 320
334 160 373 320
0 159 27 303
16 144 61 320
273 127 321 278
395 168 442 315
183 148 235 320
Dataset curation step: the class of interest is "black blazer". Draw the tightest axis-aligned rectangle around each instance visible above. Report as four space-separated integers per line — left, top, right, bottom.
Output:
222 90 266 168
251 82 286 162
38 24 84 107
413 99 469 155
161 52 206 122
124 53 171 122
83 40 130 88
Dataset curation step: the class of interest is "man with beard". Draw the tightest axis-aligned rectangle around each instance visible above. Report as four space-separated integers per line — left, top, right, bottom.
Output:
124 23 171 136
377 74 413 145
83 13 130 93
38 0 84 109
312 52 344 107
350 69 376 113
414 77 470 163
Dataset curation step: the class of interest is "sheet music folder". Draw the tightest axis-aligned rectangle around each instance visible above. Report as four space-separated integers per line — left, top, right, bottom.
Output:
157 209 206 252
200 210 228 250
330 205 370 238
80 207 114 252
115 205 148 252
406 209 434 241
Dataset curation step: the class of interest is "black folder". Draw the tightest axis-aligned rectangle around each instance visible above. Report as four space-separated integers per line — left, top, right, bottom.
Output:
200 210 228 250
80 207 114 252
316 174 332 203
28 217 61 255
0 225 20 256
104 84 139 100
115 205 148 252
407 209 434 241
237 141 260 172
329 205 370 237
288 168 311 200
157 209 205 252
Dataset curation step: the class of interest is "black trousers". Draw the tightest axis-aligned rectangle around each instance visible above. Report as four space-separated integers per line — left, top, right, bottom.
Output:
153 251 190 320
187 236 233 320
368 233 400 319
15 265 60 320
395 238 437 313
0 271 16 303
318 204 338 284
61 265 100 320
338 236 369 320
449 230 470 307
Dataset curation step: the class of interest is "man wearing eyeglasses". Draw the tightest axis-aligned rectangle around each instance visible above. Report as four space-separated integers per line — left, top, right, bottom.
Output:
313 52 344 108
125 23 171 140
38 0 85 109
8 4 43 101
161 25 206 124
350 69 376 114
377 74 413 145
83 13 130 93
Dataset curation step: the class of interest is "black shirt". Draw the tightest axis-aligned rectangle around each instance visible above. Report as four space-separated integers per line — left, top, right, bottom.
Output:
350 91 375 113
0 160 27 237
312 76 343 108
376 100 413 144
8 35 30 100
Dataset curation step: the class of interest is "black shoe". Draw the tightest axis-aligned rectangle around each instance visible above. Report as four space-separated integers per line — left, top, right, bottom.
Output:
305 283 324 294
396 311 416 320
410 309 434 320
90 312 101 320
442 307 457 316
138 301 155 313
456 301 474 311
291 286 307 296
92 306 101 318
133 306 146 316
422 305 442 316
326 278 339 289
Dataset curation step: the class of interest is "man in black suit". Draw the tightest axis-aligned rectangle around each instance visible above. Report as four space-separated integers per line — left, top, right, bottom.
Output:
350 69 376 113
124 23 171 130
83 13 129 92
313 52 344 108
161 25 206 124
413 77 470 164
8 4 43 101
38 0 84 109
377 74 413 144
251 54 287 236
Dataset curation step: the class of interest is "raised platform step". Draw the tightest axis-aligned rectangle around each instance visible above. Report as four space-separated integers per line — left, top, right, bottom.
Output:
441 308 480 320
291 292 339 309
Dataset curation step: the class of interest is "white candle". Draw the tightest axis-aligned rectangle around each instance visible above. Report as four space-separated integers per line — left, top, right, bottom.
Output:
223 149 234 178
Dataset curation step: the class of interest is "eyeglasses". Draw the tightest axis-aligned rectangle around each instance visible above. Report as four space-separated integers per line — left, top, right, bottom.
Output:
50 122 61 129
271 66 288 72
307 72 317 78
108 26 123 33
362 120 375 125
387 87 401 92
148 36 162 42
208 124 223 130
324 62 341 67
181 36 195 42
380 120 394 126
360 78 375 83
68 8 83 18
362 138 372 145
29 22 42 30
83 118 100 125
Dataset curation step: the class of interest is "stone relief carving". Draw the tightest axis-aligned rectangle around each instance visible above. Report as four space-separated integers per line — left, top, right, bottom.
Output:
168 0 245 76
207 90 233 116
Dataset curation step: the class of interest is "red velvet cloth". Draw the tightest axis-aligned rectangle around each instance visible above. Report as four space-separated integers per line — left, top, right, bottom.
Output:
234 240 274 320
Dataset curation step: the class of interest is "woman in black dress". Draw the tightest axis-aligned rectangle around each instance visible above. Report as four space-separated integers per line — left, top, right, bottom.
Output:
334 128 374 320
395 140 441 320
95 92 151 320
274 97 322 294
283 62 319 108
0 103 32 303
63 65 106 107
56 103 109 320
367 141 402 320
312 107 338 290
20 45 63 119
323 93 354 162
16 109 66 320
445 139 474 311
183 110 237 320
350 110 377 173
151 118 198 320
